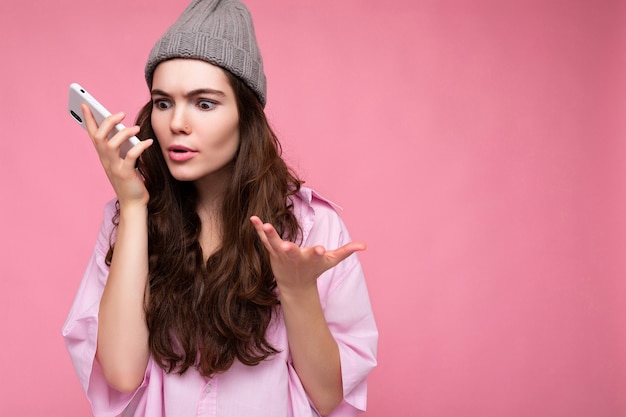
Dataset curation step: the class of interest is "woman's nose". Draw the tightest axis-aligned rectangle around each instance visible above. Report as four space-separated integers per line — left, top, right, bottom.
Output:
170 107 190 134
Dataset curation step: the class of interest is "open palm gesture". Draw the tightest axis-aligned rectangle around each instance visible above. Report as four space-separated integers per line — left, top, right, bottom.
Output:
249 216 366 293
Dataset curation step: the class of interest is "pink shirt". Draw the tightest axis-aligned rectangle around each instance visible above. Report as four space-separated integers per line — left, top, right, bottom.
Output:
63 187 378 417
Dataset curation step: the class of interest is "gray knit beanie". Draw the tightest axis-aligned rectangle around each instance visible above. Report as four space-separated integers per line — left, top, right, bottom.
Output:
145 0 267 106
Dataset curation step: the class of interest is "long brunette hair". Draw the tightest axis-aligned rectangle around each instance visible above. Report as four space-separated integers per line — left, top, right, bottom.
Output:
106 68 302 377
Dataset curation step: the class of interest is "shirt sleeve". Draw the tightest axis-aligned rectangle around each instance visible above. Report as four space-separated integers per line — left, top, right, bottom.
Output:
61 200 149 417
303 195 379 416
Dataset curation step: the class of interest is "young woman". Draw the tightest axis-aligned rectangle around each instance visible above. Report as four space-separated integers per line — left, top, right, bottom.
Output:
63 1 377 416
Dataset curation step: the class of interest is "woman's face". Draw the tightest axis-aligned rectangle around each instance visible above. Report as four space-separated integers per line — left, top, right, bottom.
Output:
150 59 240 186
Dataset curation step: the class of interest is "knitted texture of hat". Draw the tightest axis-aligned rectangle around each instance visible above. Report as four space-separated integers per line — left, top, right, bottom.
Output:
145 0 267 106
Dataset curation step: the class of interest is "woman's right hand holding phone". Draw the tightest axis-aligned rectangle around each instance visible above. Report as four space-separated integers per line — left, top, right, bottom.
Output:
82 103 153 207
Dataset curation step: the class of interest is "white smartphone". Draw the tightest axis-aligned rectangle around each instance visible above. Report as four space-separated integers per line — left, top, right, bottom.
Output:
68 83 140 159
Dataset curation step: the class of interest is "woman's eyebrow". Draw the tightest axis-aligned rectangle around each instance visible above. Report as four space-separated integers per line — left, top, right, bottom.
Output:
150 88 226 98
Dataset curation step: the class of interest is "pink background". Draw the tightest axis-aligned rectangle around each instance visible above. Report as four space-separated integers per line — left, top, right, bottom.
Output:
1 0 625 415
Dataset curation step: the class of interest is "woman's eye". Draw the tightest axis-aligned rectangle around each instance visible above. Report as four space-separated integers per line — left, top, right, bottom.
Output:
198 100 216 110
154 99 171 110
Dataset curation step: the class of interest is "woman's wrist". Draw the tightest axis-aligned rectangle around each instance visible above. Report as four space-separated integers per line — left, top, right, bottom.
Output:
118 201 149 217
277 281 319 305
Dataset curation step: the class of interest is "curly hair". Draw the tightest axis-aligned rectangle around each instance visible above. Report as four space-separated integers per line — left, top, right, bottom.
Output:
106 68 302 377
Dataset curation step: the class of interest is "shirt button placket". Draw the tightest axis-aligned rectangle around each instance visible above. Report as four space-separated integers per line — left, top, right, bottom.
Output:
197 378 218 417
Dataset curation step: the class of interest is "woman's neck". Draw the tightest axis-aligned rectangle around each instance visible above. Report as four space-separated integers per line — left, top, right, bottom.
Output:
197 203 222 260
194 170 230 259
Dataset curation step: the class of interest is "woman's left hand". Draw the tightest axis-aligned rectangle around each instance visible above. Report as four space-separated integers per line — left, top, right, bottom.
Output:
249 216 366 293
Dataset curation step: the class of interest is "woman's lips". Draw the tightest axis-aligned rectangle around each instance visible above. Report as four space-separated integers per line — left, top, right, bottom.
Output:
167 145 197 162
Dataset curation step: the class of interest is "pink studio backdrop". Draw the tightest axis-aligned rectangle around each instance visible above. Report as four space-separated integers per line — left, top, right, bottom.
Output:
1 0 624 416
